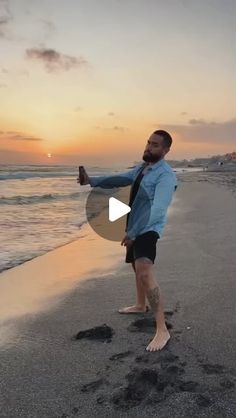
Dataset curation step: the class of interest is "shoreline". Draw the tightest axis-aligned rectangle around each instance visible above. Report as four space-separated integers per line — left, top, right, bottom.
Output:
0 220 125 332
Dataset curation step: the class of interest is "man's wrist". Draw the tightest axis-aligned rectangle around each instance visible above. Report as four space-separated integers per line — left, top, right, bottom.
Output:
127 233 136 240
88 176 96 186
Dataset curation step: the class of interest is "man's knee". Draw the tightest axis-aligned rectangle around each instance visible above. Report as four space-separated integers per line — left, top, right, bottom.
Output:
135 257 153 285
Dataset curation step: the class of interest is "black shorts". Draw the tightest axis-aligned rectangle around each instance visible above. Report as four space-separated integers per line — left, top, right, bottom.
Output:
125 231 160 264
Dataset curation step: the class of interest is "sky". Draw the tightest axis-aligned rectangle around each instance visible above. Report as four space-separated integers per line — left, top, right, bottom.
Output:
0 0 236 166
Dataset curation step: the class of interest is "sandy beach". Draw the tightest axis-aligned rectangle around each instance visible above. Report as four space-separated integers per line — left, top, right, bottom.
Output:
0 172 236 418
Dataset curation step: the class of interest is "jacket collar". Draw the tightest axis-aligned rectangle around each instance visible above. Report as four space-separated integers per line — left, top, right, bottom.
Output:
141 158 165 171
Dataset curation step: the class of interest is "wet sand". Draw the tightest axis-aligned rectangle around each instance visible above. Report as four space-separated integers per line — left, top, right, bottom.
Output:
0 173 236 417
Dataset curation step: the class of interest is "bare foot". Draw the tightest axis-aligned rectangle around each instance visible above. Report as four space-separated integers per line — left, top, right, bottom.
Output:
118 305 149 314
146 329 170 352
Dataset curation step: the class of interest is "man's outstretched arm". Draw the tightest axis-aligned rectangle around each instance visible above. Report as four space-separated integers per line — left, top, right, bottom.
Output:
88 164 143 189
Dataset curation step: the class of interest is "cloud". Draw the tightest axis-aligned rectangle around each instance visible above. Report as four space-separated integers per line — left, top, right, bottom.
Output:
25 47 89 73
158 118 236 145
74 106 83 112
0 131 44 141
0 83 7 88
180 111 188 115
0 0 12 38
108 112 115 116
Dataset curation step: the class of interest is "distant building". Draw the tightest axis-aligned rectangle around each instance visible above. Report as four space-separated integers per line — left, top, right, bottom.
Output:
225 152 236 162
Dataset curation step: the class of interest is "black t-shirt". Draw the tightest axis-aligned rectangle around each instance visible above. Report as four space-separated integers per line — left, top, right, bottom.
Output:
125 165 146 230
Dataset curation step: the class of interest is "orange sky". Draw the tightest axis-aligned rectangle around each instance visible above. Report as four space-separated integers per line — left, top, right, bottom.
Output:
0 0 235 166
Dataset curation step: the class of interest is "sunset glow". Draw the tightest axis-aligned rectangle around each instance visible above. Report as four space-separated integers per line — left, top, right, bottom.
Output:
1 0 235 166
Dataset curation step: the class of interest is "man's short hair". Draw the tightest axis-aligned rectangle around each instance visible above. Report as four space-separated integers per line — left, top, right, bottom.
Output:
153 130 172 148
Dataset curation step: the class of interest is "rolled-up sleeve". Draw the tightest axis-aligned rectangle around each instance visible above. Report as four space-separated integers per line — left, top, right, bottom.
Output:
146 172 177 227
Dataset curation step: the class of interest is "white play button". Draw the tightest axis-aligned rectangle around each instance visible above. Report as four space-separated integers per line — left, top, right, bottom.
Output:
86 174 151 241
109 197 131 222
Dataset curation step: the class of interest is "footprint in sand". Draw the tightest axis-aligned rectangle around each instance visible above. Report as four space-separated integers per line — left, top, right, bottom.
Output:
201 363 225 375
135 352 179 365
71 407 79 414
109 351 133 362
96 394 106 404
135 354 150 364
196 394 213 407
81 378 108 393
127 317 173 333
178 380 200 392
219 378 235 389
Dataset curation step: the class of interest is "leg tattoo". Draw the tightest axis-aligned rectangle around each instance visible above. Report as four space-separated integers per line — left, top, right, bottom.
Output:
146 286 160 313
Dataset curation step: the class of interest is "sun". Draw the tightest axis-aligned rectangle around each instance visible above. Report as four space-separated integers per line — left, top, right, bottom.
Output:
47 153 52 158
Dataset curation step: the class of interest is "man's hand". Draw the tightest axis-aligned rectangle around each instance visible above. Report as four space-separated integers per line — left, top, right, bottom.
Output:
121 234 134 248
77 168 90 185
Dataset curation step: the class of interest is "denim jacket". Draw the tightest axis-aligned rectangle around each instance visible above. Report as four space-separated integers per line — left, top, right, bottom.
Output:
88 159 178 240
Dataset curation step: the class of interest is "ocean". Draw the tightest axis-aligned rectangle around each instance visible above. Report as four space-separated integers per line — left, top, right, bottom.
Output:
0 164 119 273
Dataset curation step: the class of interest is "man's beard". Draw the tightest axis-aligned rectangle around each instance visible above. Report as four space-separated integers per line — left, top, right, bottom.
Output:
142 152 161 163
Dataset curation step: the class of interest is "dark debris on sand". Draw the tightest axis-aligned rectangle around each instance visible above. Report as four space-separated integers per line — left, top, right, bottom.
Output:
73 324 114 343
109 351 236 412
75 305 235 415
110 353 191 411
110 362 220 412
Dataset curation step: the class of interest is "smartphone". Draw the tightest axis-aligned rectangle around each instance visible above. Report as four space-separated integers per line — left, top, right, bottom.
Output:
79 165 86 185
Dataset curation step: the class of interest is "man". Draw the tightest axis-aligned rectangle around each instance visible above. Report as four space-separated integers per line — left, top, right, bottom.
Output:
77 130 178 351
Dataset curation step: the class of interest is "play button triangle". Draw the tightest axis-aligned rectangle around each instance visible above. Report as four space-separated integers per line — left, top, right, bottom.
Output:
109 197 131 222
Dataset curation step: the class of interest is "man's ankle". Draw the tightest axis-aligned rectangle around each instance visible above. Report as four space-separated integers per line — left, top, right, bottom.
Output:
136 304 147 310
